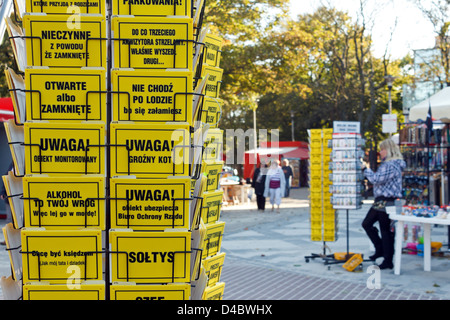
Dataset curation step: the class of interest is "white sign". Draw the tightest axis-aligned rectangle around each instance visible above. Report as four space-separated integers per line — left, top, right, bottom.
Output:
382 114 397 133
333 121 360 133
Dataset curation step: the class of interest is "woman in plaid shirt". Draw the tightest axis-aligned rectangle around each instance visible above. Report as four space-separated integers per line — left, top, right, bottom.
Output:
362 139 406 270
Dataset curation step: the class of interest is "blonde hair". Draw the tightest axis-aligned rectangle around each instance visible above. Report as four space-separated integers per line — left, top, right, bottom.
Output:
379 139 403 161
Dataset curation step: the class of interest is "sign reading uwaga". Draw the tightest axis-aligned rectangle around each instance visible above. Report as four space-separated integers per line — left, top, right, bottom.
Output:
112 16 193 70
26 68 107 122
110 284 190 300
110 123 190 178
113 0 191 17
111 69 192 123
110 177 190 230
24 122 105 175
21 229 102 284
26 0 106 15
23 14 107 68
23 283 105 300
109 230 191 283
23 176 106 229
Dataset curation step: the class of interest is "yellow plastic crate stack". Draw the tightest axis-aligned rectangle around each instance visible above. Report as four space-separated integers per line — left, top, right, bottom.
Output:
2 0 108 300
307 128 337 242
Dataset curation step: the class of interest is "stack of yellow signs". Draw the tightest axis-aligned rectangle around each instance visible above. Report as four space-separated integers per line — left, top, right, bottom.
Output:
2 0 108 300
307 128 336 242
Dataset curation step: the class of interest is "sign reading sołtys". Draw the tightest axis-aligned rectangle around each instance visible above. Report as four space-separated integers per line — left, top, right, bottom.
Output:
112 16 193 69
24 122 106 175
110 284 190 300
110 123 190 178
113 0 191 17
109 230 191 283
23 15 107 68
111 69 192 123
23 176 106 229
110 177 191 230
25 68 107 122
26 0 106 15
21 229 102 284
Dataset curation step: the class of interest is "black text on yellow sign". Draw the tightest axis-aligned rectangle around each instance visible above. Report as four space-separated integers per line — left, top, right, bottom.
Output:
23 176 106 230
23 283 105 300
199 97 222 128
203 161 224 192
111 69 192 123
112 0 191 17
110 177 190 231
202 221 225 259
112 16 193 69
203 128 223 163
26 0 106 15
203 34 223 68
24 122 106 176
25 68 107 122
21 229 102 284
110 230 191 284
202 282 225 300
201 190 223 224
110 284 190 300
110 123 190 178
201 65 223 98
203 252 225 287
23 15 107 68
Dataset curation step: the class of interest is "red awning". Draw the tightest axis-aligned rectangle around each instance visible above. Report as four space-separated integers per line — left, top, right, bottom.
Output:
0 98 14 122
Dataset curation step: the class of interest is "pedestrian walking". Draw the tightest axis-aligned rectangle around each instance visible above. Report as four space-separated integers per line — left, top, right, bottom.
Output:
281 159 293 197
264 159 286 213
252 160 267 211
361 139 406 270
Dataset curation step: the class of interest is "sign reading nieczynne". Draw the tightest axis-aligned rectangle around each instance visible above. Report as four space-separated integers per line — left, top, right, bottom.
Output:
110 123 190 178
112 16 193 69
109 230 191 283
23 15 107 68
26 68 107 122
24 122 106 175
26 0 105 15
23 176 106 229
111 69 192 123
21 229 102 284
113 0 190 17
110 177 191 230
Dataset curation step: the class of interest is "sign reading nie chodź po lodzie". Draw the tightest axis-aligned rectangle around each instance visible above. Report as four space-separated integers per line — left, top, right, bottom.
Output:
23 14 107 68
110 283 190 300
112 0 191 17
26 0 106 15
111 69 192 123
110 123 191 178
23 175 106 230
21 229 103 284
112 16 193 70
23 283 105 300
109 230 191 284
26 68 107 122
24 122 106 176
109 177 191 231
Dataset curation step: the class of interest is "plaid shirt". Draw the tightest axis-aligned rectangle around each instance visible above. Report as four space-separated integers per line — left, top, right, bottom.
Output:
364 159 406 199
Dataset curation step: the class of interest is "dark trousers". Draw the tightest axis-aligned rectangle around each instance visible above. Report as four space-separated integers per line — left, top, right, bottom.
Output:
362 206 395 263
256 195 266 210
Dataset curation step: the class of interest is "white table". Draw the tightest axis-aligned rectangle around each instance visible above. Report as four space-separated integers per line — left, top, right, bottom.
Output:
387 206 450 275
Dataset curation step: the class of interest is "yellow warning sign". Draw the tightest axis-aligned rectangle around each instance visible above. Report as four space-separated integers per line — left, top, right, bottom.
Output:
112 16 193 69
25 68 107 122
23 282 105 300
21 229 103 284
110 123 190 178
23 14 107 68
202 282 225 300
203 34 223 68
110 177 191 230
25 0 106 15
203 128 223 163
24 122 106 175
198 97 222 128
201 190 223 224
203 252 225 287
23 175 106 230
202 221 225 259
111 69 193 123
201 65 223 98
203 161 223 192
110 230 191 283
110 283 190 300
112 0 191 17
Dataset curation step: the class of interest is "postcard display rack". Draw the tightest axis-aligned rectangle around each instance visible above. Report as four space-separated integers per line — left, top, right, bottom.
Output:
0 0 226 300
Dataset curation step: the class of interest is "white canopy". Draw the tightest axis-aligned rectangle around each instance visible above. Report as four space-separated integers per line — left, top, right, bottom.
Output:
409 87 450 123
